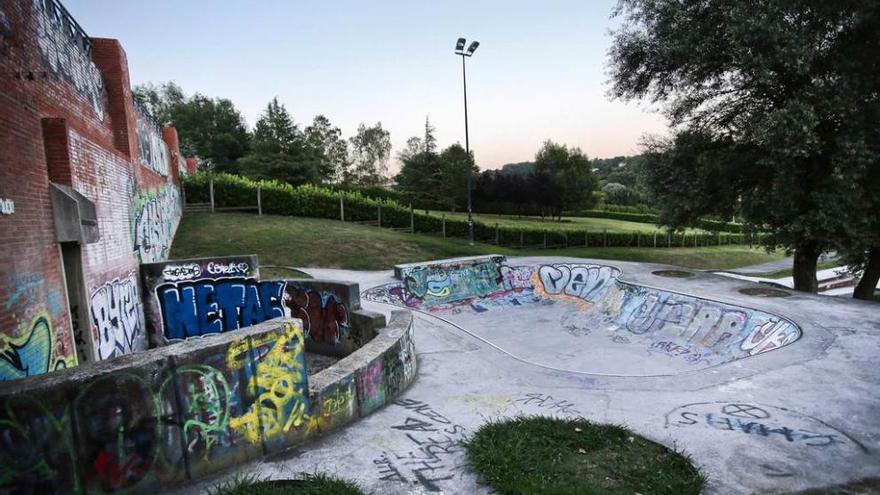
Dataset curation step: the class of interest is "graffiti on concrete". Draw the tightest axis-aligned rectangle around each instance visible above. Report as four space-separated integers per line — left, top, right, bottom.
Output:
32 0 104 120
514 392 583 418
665 401 868 453
157 277 286 341
532 263 620 309
228 321 310 443
0 198 13 215
400 257 507 307
0 320 312 493
90 274 144 361
372 398 468 491
598 283 801 362
132 186 181 263
161 263 202 282
284 285 349 344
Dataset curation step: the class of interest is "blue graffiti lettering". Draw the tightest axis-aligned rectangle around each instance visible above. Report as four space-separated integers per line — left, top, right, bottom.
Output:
158 278 286 341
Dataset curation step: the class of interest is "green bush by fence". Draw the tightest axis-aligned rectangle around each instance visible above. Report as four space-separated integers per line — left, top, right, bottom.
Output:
183 174 755 248
566 209 743 233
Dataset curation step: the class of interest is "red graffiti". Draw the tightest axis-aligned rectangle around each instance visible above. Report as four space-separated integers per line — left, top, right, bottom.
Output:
285 289 348 344
89 450 148 491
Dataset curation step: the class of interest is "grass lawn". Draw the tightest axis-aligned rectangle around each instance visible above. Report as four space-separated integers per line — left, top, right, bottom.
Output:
170 212 787 272
208 474 364 495
464 416 704 495
757 259 844 279
425 209 707 234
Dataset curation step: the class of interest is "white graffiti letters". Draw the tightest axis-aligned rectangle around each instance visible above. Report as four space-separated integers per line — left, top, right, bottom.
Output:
537 264 619 302
90 274 143 360
133 186 181 263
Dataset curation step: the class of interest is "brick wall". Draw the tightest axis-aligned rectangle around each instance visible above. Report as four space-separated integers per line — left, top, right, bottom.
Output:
0 0 186 378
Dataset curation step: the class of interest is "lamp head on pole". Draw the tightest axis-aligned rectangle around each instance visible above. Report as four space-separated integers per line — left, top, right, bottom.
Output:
455 37 466 54
466 41 479 56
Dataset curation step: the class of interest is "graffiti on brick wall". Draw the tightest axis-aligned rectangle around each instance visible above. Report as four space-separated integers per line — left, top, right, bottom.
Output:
0 321 313 493
135 106 169 176
157 277 286 341
0 198 13 215
32 0 104 120
132 186 181 263
89 273 144 361
598 283 801 362
0 313 73 381
284 285 349 344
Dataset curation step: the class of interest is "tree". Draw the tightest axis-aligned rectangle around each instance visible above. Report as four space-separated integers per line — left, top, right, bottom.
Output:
132 83 251 172
535 140 599 218
395 149 442 206
438 143 478 212
397 136 423 163
305 115 349 183
252 97 300 155
609 0 880 295
237 152 318 185
346 122 392 186
423 116 437 154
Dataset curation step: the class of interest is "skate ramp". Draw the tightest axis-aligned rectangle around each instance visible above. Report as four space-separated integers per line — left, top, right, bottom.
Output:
364 256 801 376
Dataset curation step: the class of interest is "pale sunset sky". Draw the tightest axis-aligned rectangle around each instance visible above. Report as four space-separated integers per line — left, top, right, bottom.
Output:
67 0 668 171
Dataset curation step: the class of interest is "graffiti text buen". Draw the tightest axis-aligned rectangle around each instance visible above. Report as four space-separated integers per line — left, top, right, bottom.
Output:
90 274 143 360
157 278 286 341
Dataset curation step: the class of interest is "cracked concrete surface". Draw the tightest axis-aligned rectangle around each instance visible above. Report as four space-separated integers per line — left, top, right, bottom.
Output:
173 257 880 495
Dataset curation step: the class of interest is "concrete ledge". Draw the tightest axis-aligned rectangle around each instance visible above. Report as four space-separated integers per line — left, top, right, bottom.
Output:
0 310 417 494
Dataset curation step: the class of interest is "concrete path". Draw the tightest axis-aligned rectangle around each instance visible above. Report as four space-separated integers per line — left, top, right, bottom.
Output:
729 252 838 275
174 257 880 495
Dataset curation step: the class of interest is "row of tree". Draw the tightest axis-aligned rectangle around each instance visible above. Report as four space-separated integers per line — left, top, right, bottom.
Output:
393 119 599 216
133 83 392 186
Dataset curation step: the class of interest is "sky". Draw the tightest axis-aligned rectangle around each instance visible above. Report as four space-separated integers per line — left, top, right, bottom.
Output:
66 0 668 171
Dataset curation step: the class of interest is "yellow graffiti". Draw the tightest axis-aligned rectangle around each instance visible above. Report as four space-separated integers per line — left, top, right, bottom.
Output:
228 321 309 443
0 311 76 381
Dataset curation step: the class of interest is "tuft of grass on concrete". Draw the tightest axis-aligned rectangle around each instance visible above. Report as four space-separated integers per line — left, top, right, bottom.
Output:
464 416 705 495
171 212 787 272
207 473 365 495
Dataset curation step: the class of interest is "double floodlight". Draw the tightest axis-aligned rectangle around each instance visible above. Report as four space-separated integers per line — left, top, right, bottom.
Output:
455 37 479 56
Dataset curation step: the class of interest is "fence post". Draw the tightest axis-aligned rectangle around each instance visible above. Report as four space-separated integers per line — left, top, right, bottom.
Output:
718 232 721 246
543 230 547 249
377 204 382 227
410 204 414 233
563 232 568 247
209 178 215 213
603 229 607 248
495 223 500 245
636 232 640 248
653 232 657 248
339 195 344 222
668 233 671 248
442 215 446 237
257 186 262 215
520 230 524 248
694 233 698 247
585 230 589 248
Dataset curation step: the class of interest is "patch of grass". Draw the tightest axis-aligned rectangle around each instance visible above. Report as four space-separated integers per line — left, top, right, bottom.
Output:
757 259 843 279
208 473 365 495
739 287 792 298
464 416 705 495
652 270 696 278
171 213 787 272
426 209 707 234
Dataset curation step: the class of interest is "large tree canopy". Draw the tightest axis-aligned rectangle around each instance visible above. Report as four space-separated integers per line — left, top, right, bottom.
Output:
610 0 880 295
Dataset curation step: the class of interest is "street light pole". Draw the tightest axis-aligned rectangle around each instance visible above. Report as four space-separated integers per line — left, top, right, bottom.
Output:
455 37 479 245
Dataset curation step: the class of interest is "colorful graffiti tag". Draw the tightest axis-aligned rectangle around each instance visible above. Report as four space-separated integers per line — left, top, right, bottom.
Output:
156 278 286 341
284 285 349 344
32 0 105 120
0 314 58 380
89 273 144 360
134 105 169 176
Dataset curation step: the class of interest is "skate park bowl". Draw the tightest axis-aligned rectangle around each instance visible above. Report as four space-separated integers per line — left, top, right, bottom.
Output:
363 255 802 376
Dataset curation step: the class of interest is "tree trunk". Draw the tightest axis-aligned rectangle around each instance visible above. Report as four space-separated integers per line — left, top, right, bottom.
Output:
853 247 880 301
792 242 820 293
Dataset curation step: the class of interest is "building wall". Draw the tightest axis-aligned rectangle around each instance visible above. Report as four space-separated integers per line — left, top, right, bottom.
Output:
0 0 185 378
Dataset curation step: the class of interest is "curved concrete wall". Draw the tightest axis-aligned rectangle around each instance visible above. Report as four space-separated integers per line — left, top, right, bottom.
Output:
0 311 416 494
366 256 801 367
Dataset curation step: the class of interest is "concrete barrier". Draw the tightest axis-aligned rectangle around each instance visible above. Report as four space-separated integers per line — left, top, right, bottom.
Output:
0 311 416 494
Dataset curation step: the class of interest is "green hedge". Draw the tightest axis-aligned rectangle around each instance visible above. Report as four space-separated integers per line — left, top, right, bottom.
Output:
183 174 755 248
